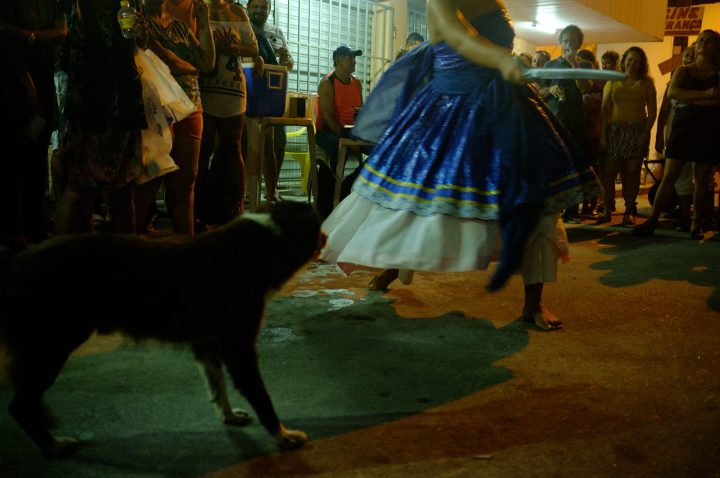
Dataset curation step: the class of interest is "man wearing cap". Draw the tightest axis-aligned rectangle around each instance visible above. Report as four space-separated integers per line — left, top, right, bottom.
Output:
246 0 293 202
315 45 365 218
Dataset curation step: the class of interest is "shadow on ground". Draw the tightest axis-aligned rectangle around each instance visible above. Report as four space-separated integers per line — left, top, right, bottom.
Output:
568 226 720 311
0 293 530 477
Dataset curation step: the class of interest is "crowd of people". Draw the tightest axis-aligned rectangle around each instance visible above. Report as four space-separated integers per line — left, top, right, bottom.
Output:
319 3 719 329
0 0 295 245
513 30 719 234
1 1 719 324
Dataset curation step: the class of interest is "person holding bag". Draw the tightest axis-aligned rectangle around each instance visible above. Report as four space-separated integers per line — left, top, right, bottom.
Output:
133 47 192 185
53 0 145 235
134 0 215 236
195 0 258 227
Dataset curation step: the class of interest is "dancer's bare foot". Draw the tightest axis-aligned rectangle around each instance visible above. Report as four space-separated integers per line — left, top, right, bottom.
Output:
522 305 563 331
368 268 399 290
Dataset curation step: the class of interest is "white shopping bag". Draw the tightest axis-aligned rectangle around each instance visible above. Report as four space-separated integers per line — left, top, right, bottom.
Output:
134 47 197 123
134 48 187 184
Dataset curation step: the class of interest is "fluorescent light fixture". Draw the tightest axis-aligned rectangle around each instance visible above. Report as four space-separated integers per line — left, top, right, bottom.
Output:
515 21 558 35
529 22 557 35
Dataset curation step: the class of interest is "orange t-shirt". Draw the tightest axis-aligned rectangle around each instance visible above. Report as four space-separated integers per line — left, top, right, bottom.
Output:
316 72 362 131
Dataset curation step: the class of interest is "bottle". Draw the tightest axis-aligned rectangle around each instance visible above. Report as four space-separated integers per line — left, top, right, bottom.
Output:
117 0 138 39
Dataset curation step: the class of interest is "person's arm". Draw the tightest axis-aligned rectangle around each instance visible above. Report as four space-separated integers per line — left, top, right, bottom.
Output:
318 77 343 135
0 16 67 46
275 28 294 71
644 80 658 139
654 83 671 153
668 66 720 106
251 54 264 78
565 54 592 93
235 25 259 58
1 34 40 114
214 24 258 58
426 0 523 84
537 77 553 98
599 80 613 148
232 8 259 58
189 0 215 73
147 36 199 75
133 13 198 74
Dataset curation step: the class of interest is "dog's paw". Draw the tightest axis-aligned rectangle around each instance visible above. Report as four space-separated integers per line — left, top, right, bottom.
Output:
223 408 252 427
43 436 81 458
275 424 308 451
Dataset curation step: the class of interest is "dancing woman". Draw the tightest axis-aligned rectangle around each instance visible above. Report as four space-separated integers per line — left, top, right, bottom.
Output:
321 0 601 330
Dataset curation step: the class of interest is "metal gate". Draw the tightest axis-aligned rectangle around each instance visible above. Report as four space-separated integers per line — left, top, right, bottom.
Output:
271 0 395 96
407 6 427 41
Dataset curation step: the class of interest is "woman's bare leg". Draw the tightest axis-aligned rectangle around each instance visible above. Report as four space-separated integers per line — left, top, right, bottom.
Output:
650 158 686 220
622 156 643 223
263 135 278 203
691 162 713 234
133 178 162 234
107 183 135 233
598 155 621 223
165 134 201 236
633 158 686 235
54 188 94 235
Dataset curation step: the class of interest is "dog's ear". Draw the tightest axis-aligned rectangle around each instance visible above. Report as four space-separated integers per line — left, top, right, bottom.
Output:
269 202 322 261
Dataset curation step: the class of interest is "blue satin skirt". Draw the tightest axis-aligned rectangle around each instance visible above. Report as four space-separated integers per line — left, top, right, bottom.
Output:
353 68 600 220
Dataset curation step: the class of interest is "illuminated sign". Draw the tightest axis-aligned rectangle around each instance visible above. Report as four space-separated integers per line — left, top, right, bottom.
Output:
665 6 705 36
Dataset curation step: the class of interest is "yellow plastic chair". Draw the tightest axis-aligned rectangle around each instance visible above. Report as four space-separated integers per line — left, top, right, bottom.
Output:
285 127 311 194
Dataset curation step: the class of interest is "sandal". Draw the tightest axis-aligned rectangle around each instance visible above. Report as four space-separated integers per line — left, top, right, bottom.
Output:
622 212 636 227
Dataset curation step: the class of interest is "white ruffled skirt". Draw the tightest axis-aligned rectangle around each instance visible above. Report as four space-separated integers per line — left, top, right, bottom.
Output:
320 192 569 285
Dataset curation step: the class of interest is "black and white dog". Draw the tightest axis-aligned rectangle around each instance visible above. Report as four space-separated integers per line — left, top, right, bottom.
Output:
0 201 323 457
